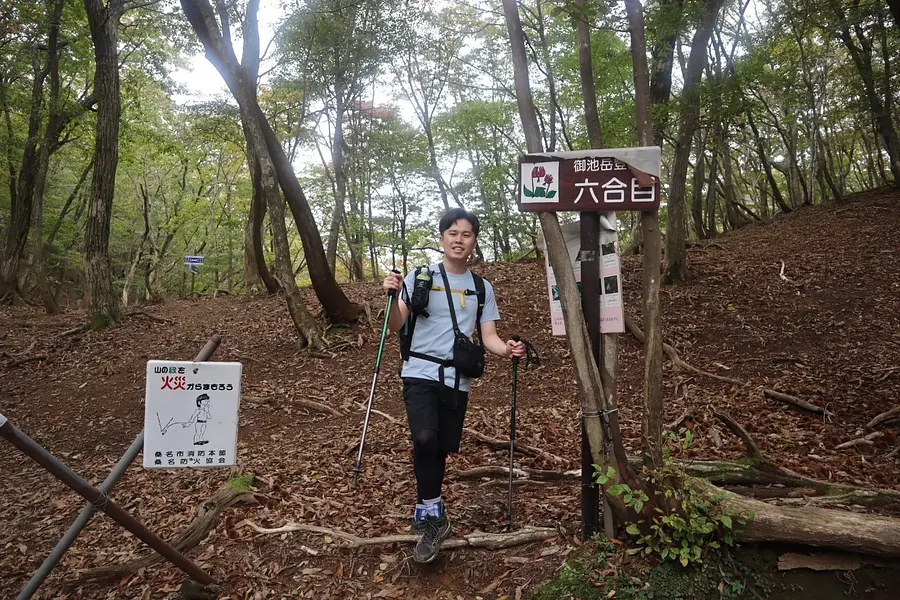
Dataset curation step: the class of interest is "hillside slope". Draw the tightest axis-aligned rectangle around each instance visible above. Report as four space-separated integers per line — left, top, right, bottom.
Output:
0 187 897 598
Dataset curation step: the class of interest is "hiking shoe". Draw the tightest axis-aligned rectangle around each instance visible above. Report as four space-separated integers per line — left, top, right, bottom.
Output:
413 515 451 564
410 519 427 535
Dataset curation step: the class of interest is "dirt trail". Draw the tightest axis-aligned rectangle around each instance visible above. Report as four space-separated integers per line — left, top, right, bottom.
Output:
0 188 898 598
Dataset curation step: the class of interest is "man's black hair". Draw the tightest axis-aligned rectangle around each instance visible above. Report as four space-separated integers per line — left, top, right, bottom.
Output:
439 208 480 237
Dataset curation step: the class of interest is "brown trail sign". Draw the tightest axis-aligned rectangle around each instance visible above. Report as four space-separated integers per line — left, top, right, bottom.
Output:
516 147 662 540
517 148 661 213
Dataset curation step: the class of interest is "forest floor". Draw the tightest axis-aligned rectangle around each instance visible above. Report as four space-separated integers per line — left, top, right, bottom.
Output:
1 187 899 599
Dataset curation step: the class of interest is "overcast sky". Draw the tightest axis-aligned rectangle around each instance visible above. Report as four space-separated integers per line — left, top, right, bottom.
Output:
170 0 280 104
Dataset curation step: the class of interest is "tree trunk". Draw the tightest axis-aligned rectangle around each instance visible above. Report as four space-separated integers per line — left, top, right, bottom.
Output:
746 110 791 214
622 0 666 474
830 0 900 184
664 0 722 284
704 480 900 558
83 0 125 330
575 0 602 151
720 122 749 230
48 158 92 247
502 0 642 512
123 185 152 307
648 0 684 147
32 0 66 314
247 141 281 294
691 130 706 239
180 0 360 324
576 0 617 536
31 144 60 314
326 78 346 274
0 32 51 301
242 214 262 293
255 131 322 349
705 150 718 236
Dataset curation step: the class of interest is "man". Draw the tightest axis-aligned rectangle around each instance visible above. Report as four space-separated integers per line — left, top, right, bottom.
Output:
382 208 525 564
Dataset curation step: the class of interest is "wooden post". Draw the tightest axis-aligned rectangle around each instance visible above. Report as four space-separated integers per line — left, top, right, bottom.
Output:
579 212 601 539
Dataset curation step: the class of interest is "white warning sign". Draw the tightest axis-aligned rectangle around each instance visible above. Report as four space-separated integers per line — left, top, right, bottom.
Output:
143 360 242 469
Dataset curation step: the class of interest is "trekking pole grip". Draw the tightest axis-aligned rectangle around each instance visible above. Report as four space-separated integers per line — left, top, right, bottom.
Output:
511 335 521 365
387 268 401 299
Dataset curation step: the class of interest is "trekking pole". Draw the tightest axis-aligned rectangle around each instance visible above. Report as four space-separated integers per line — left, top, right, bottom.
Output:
353 270 399 489
507 335 520 531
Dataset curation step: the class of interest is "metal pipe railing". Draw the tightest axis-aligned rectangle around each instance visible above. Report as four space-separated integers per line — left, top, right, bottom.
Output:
12 334 222 599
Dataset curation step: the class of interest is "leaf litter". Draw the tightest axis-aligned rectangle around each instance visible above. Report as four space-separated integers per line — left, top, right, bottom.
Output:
0 189 898 598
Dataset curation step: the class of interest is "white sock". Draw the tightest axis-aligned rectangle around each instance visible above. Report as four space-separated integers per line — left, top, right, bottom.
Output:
423 496 443 517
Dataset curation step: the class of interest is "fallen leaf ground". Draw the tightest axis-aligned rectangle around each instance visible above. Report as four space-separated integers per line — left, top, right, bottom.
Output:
1 187 898 599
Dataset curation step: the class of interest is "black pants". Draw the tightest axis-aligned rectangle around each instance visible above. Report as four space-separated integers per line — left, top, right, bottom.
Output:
402 378 469 503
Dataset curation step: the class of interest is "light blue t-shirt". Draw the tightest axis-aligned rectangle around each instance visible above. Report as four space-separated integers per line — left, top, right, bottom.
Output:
400 264 500 392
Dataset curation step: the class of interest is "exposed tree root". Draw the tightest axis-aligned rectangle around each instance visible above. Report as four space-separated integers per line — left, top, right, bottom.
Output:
5 355 48 369
126 309 175 324
763 389 832 418
836 431 884 450
452 465 579 482
244 394 342 417
868 406 900 429
239 520 557 551
77 482 255 581
713 409 761 458
625 315 831 416
462 427 567 464
57 324 88 337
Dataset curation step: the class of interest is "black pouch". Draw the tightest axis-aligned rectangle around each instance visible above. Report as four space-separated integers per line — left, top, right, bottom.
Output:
453 331 485 378
438 263 485 379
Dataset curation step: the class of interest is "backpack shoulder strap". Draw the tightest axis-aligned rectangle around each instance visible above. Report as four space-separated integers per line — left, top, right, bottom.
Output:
473 272 485 345
437 263 461 335
399 275 417 364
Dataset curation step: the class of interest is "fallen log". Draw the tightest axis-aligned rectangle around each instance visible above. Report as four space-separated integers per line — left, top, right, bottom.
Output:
702 481 900 558
78 481 255 581
239 520 557 551
452 458 900 510
454 462 900 556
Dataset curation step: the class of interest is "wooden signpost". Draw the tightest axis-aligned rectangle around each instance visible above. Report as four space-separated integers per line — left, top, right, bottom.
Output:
517 147 661 539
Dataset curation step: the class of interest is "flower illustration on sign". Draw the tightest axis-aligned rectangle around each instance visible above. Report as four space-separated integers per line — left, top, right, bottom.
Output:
524 165 557 199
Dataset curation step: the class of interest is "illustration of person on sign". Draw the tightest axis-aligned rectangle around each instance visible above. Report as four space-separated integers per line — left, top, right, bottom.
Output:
182 393 212 445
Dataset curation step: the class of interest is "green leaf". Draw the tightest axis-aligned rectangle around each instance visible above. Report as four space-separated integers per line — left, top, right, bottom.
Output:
680 555 689 567
626 524 641 536
524 187 534 197
535 187 546 197
607 484 627 497
720 515 733 529
546 190 557 198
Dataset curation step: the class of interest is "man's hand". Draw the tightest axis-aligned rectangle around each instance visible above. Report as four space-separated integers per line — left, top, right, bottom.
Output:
382 271 403 295
506 339 526 359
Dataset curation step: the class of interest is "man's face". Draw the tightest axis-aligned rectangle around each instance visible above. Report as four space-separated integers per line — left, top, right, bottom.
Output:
440 219 477 261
